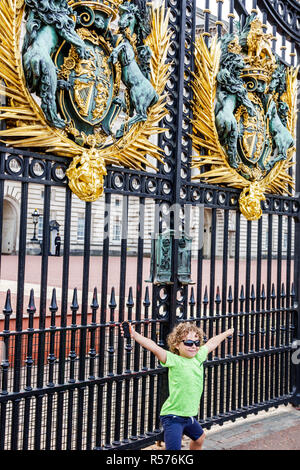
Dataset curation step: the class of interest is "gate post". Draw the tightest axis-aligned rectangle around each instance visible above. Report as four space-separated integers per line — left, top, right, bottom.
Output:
154 0 197 419
291 108 300 408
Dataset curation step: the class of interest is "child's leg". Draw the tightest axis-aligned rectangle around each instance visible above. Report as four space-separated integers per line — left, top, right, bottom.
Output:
160 415 184 450
189 432 205 450
183 417 205 451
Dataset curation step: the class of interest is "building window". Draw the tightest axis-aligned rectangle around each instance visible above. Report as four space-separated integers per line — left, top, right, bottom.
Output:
113 216 121 241
115 198 121 207
77 217 85 241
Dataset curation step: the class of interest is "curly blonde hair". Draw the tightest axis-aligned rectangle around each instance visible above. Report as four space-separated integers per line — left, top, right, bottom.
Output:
167 322 204 355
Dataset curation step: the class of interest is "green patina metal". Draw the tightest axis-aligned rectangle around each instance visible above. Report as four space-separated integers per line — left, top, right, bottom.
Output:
21 0 158 142
147 230 193 286
215 14 294 180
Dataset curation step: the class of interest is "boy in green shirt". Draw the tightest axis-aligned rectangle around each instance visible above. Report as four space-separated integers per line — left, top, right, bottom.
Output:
121 322 233 450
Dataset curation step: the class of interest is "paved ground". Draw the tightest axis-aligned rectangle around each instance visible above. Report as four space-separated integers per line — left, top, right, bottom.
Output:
144 404 300 451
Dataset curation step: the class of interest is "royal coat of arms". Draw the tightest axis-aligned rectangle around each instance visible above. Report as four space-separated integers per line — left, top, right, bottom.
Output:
192 14 298 220
0 0 171 201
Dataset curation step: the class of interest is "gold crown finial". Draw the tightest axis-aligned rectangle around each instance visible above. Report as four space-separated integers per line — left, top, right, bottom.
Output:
241 17 276 82
68 0 124 19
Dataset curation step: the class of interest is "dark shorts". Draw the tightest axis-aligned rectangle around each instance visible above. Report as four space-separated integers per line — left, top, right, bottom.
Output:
160 415 204 450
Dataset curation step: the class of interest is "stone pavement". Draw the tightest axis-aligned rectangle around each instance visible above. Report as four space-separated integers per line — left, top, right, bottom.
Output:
145 404 300 450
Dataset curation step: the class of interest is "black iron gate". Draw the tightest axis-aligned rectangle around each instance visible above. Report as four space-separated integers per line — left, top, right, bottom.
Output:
0 0 300 450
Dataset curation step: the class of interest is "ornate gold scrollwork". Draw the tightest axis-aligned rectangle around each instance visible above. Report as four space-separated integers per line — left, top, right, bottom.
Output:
66 149 107 202
191 15 298 220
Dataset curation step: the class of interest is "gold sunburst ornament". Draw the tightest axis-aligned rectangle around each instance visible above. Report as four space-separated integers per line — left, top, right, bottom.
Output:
0 0 171 201
191 15 298 220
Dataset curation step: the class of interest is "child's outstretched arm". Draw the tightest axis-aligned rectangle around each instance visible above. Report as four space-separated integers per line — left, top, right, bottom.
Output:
120 323 167 364
205 328 234 353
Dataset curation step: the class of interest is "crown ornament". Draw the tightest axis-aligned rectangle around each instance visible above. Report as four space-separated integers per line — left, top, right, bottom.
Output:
68 0 124 19
240 17 276 82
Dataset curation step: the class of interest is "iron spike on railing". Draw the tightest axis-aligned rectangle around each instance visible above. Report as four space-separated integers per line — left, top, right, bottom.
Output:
91 287 99 324
25 289 36 391
227 285 233 342
125 288 133 372
91 287 99 309
271 283 276 303
291 282 295 306
3 289 12 332
48 289 58 387
49 288 58 328
69 288 79 383
127 287 134 311
89 288 99 381
238 285 245 345
239 285 245 304
109 287 117 313
71 288 79 323
27 288 36 331
1 289 12 396
108 288 116 369
189 287 195 319
227 285 233 304
203 286 208 314
143 286 150 309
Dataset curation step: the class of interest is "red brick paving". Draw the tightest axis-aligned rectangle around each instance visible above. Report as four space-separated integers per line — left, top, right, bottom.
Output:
229 423 300 450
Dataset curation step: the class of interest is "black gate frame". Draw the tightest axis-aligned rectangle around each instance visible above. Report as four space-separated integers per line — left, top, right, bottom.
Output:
0 0 299 450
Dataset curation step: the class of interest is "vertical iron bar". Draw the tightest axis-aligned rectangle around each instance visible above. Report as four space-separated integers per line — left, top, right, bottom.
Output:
23 289 36 450
56 186 72 450
261 285 267 403
105 288 117 448
76 202 92 450
86 288 98 450
228 0 235 34
291 78 300 407
114 195 128 445
66 288 78 450
11 157 29 450
255 217 262 405
232 210 240 411
131 197 145 440
35 161 51 450
238 285 245 410
95 192 111 449
45 289 58 450
275 215 283 399
0 290 12 450
216 0 223 37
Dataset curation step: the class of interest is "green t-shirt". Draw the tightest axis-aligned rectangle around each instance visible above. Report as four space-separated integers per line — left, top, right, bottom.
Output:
160 346 208 417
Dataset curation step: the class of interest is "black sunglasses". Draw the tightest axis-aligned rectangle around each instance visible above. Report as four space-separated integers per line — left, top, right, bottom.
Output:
182 340 201 347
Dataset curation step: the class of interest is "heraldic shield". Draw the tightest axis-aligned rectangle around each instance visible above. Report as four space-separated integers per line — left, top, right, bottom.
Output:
192 14 298 221
56 28 116 133
54 2 121 145
0 0 171 201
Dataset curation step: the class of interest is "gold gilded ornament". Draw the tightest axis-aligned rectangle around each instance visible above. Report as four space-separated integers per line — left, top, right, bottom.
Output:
0 0 171 202
191 14 298 220
66 149 107 202
239 182 266 221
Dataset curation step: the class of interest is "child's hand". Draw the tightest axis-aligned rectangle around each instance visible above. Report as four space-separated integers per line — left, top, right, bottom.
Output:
227 328 234 336
120 321 134 338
